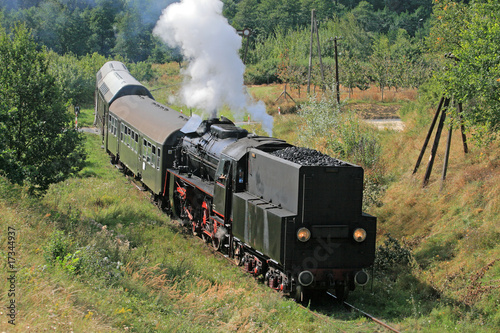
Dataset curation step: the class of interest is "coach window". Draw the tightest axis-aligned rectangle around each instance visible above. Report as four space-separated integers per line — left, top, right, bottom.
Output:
143 139 147 160
152 145 156 167
135 133 139 152
157 148 161 170
147 141 152 163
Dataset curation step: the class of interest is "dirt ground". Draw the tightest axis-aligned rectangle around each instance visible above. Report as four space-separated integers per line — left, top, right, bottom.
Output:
346 103 401 119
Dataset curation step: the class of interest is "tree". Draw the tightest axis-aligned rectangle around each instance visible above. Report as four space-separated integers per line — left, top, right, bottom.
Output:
113 7 154 62
370 34 391 101
432 0 500 137
339 50 369 98
0 25 85 194
84 0 122 57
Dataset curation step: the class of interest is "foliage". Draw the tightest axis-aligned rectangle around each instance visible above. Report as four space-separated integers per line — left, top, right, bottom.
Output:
43 230 74 263
244 59 279 85
297 95 382 169
128 61 156 82
432 0 500 139
1 0 434 68
0 0 176 62
374 234 414 275
0 24 86 194
46 51 110 106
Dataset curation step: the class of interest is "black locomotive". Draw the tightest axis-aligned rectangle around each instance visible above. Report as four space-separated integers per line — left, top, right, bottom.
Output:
95 61 377 302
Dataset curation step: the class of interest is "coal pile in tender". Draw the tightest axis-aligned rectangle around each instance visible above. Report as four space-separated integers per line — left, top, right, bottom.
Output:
271 147 346 166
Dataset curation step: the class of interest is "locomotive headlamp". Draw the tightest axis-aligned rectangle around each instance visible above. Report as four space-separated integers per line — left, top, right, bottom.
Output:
353 228 367 242
297 228 311 242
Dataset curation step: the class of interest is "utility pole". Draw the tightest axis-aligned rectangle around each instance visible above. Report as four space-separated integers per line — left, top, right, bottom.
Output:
333 36 341 104
307 9 326 93
307 10 315 94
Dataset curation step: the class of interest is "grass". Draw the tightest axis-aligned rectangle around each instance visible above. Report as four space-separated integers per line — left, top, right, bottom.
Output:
144 65 499 332
2 65 497 331
366 100 500 331
242 82 500 332
0 133 384 332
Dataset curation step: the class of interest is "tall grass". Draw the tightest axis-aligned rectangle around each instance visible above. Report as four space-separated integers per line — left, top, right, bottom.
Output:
0 133 384 332
367 97 500 331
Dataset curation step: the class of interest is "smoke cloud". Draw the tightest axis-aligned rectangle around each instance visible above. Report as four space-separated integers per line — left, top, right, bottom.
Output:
153 0 273 135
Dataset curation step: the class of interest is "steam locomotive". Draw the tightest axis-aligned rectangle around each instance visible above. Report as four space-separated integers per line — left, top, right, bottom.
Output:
95 61 377 302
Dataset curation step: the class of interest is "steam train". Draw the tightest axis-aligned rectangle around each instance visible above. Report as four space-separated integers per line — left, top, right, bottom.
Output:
95 61 377 302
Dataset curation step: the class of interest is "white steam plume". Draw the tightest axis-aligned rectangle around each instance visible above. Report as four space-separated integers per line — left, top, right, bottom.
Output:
153 0 273 135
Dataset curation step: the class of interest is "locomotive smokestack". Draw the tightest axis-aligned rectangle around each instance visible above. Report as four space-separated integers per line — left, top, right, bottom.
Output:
153 0 273 135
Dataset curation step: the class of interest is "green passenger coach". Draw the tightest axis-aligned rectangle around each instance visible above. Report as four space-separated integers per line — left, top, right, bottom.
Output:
106 95 188 196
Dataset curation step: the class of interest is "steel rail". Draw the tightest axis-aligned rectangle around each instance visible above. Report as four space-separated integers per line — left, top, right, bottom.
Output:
327 292 401 333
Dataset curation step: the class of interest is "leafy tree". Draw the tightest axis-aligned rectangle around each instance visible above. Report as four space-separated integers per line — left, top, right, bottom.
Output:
428 0 499 139
0 25 85 194
370 34 391 101
437 0 500 136
113 7 154 62
46 51 103 106
232 0 264 36
84 0 122 57
56 7 90 56
351 1 381 33
427 0 468 54
339 50 370 98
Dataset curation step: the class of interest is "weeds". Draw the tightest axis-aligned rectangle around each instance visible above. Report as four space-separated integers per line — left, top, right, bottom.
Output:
43 230 74 263
374 234 414 280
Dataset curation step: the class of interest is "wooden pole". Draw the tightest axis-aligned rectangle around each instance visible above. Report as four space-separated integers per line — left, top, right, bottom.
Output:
334 37 340 104
423 98 450 187
314 14 325 91
441 122 453 184
307 10 315 94
413 96 445 174
457 103 469 154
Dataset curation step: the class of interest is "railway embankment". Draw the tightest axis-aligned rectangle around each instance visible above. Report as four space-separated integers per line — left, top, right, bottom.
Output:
0 133 383 332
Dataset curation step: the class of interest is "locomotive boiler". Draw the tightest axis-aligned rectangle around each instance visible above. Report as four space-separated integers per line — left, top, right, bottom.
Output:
95 61 377 302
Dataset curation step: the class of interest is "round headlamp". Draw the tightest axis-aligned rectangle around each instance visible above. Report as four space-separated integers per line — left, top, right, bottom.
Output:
297 227 311 242
353 228 367 242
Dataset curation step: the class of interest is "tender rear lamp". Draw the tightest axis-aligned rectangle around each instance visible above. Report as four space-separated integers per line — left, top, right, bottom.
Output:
353 228 367 242
297 228 311 242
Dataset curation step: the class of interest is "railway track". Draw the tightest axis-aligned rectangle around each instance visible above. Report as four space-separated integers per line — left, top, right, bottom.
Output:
193 228 400 332
326 291 401 333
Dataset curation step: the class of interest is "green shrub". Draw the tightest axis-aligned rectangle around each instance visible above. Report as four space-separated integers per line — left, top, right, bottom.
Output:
244 59 279 85
374 234 414 278
43 230 74 263
297 95 382 169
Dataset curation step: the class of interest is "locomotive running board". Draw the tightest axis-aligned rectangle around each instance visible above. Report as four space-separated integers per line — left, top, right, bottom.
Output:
167 169 215 197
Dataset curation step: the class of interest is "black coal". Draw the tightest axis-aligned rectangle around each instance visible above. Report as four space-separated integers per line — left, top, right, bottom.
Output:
271 147 346 166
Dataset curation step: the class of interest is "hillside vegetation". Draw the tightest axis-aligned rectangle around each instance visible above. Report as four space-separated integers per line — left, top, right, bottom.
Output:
1 1 499 331
1 134 386 332
2 79 498 331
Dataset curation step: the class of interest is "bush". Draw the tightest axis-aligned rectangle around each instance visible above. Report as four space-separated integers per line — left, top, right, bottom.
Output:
244 59 279 85
129 61 156 82
374 234 414 279
297 95 382 169
43 230 74 263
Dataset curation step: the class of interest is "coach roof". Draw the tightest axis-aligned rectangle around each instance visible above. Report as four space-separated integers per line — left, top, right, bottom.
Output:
109 95 189 144
96 61 154 105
